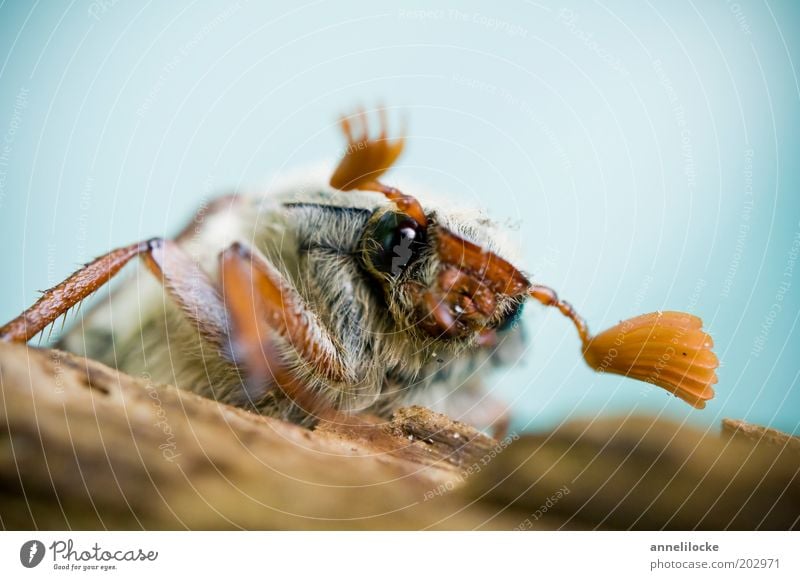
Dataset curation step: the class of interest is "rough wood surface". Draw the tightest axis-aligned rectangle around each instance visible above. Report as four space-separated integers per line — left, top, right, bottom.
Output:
463 415 800 530
1 342 798 530
722 418 800 452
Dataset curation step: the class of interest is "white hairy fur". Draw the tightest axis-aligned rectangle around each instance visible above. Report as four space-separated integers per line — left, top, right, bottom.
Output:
59 168 526 430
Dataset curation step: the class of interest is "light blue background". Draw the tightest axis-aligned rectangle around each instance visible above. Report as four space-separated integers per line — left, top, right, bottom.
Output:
1 1 798 434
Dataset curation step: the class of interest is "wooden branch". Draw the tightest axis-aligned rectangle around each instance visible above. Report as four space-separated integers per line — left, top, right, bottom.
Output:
461 415 800 530
1 341 797 530
722 418 800 452
0 342 514 530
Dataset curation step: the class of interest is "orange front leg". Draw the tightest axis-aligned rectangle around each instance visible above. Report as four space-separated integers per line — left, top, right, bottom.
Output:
0 239 227 347
219 242 352 417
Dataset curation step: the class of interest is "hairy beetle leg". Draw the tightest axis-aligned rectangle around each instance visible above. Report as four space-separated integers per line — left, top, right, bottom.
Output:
0 239 227 347
0 237 348 419
219 242 351 417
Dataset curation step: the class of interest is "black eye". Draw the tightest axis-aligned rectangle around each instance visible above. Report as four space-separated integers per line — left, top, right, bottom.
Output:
366 211 427 277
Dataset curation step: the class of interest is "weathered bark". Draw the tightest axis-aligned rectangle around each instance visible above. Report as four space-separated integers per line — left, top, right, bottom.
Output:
722 417 800 452
462 416 800 530
1 342 797 530
0 342 521 530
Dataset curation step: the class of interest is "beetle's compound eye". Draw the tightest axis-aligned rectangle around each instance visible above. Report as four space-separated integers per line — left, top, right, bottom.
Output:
366 211 427 277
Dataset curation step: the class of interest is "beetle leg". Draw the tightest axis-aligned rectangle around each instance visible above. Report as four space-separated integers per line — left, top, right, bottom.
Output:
0 237 345 416
0 239 228 347
219 242 350 416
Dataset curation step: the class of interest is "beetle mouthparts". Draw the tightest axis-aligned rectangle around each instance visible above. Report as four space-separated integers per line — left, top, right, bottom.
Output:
412 227 530 338
435 228 530 296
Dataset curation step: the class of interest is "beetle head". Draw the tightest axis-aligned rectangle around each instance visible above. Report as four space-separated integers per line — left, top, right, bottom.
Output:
338 106 717 408
359 203 529 343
